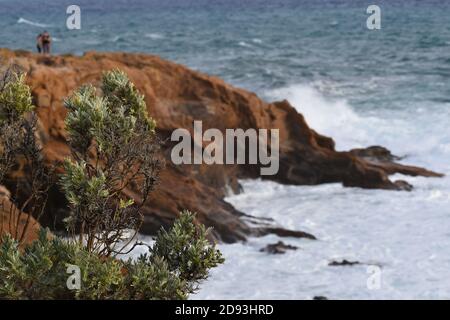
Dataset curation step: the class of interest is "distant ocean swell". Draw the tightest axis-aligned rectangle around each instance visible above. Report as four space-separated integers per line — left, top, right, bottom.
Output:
17 17 50 28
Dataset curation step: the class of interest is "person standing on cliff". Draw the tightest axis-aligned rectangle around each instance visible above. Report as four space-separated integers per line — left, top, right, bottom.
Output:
36 33 43 53
41 31 51 54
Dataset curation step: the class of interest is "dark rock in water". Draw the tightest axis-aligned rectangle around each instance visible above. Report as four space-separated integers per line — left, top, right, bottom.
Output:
349 146 443 183
260 241 298 254
329 259 360 267
259 227 317 240
394 180 414 191
349 146 401 162
313 296 328 300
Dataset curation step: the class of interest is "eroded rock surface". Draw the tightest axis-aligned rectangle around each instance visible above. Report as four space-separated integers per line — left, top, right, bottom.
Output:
0 186 41 246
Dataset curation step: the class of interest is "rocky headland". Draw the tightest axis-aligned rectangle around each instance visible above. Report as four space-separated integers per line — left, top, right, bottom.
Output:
0 48 443 243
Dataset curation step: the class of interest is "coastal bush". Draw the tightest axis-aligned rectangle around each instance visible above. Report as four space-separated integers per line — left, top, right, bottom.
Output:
61 69 161 256
0 65 51 244
0 212 223 300
0 67 223 299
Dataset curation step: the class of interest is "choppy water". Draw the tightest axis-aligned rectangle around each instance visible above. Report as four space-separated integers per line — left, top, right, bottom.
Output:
2 0 450 299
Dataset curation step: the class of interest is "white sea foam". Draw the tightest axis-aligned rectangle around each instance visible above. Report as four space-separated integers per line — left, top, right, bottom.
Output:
17 17 50 28
268 85 365 150
144 33 165 40
266 84 450 169
192 170 450 299
238 41 251 48
190 85 450 299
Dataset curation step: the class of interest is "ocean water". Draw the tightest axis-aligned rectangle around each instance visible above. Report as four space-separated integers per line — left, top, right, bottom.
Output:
2 0 450 299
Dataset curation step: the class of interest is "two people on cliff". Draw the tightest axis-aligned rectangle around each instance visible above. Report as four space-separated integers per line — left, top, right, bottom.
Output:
36 31 51 54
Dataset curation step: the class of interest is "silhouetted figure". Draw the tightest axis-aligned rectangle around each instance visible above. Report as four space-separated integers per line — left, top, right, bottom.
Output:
41 31 51 54
36 33 43 53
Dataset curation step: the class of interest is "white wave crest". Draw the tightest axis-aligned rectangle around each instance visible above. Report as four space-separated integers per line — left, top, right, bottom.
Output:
17 17 50 28
266 84 450 171
144 33 164 40
238 41 252 48
267 84 373 150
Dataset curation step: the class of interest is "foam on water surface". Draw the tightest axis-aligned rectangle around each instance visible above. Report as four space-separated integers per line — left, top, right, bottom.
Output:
192 83 450 299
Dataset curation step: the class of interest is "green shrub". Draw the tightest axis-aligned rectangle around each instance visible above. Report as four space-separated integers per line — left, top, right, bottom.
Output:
0 211 223 300
0 66 51 243
0 68 224 300
0 71 34 123
61 70 162 256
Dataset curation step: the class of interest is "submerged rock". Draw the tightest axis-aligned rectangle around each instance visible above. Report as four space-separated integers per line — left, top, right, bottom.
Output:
258 227 316 240
0 48 443 242
349 146 401 162
350 146 443 182
328 259 360 267
260 241 298 254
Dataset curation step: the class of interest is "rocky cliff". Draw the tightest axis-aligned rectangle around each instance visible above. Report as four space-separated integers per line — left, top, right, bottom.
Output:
0 186 41 246
0 49 442 242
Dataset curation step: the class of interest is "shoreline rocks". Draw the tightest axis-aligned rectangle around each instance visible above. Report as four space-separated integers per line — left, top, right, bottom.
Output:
328 260 360 267
0 48 443 242
260 241 299 254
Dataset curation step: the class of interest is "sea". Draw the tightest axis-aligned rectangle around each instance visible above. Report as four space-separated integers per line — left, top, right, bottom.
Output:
1 0 450 299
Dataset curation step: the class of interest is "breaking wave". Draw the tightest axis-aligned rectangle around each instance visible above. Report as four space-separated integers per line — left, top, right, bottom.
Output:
17 17 50 28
